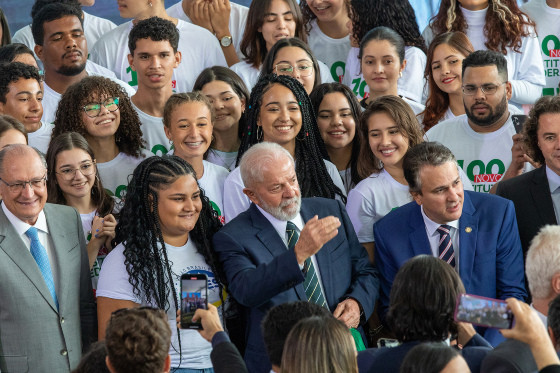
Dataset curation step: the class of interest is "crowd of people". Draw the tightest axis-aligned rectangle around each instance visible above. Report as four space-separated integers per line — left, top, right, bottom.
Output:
1 0 560 372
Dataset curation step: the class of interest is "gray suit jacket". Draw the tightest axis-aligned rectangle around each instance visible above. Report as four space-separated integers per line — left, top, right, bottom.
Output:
0 203 97 372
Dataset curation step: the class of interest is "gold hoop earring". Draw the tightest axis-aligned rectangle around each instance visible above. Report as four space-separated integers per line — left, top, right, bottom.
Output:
256 126 263 141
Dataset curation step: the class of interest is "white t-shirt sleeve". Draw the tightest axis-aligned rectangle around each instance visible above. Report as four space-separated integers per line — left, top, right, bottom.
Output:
508 30 546 105
346 187 376 243
324 159 347 197
223 167 250 223
319 61 335 83
96 244 139 303
398 47 427 103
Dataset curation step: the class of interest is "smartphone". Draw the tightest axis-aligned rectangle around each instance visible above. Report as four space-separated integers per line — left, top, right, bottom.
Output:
180 273 208 329
454 294 513 329
512 114 528 134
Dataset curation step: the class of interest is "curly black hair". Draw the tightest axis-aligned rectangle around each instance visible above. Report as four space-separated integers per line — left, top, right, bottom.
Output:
31 2 83 46
348 0 426 52
0 62 41 104
52 76 144 158
115 155 224 313
128 16 179 55
237 73 346 202
523 95 560 166
30 0 80 19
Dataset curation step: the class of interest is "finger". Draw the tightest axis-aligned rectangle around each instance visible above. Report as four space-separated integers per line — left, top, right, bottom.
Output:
523 154 540 169
332 302 345 318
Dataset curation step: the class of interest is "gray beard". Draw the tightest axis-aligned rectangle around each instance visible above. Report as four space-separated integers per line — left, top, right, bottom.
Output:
260 195 301 221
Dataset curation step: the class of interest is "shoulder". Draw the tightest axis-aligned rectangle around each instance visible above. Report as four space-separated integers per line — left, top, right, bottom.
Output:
302 197 342 213
203 161 230 179
425 116 465 139
497 167 541 194
91 22 130 48
44 203 79 218
465 190 512 211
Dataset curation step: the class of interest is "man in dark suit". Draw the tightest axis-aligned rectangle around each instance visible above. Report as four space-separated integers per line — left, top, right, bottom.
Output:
213 142 379 373
374 142 527 345
0 145 96 372
496 95 560 257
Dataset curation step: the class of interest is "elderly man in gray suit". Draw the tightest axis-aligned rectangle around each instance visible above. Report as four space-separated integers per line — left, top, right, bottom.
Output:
0 145 96 372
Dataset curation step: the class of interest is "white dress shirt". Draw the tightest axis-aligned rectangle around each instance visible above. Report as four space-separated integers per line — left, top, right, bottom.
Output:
421 206 460 273
546 166 560 224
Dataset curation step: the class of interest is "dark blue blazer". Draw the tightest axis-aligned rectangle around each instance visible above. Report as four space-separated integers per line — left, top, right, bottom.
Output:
374 191 527 343
214 197 379 373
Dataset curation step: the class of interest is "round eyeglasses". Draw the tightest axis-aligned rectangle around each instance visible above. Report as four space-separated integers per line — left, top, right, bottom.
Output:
275 62 314 78
83 97 120 118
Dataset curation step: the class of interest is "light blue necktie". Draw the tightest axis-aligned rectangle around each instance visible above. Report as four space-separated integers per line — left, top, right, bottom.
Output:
26 227 58 309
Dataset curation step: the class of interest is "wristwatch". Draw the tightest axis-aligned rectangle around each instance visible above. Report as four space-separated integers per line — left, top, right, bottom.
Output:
219 35 233 47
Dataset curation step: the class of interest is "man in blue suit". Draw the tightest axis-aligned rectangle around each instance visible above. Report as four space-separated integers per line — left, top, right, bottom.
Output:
374 142 527 344
214 142 379 373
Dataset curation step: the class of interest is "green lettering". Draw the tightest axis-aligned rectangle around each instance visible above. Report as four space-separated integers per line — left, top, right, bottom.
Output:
466 160 485 182
151 144 169 156
126 66 138 87
359 80 369 99
351 78 361 95
209 200 222 216
485 159 505 176
330 61 345 83
542 35 560 57
457 160 464 169
115 184 127 200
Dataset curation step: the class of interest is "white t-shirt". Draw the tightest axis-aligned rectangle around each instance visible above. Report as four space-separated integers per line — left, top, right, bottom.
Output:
199 160 229 224
422 6 545 107
28 121 53 154
166 1 249 60
343 46 427 103
425 113 528 193
90 19 227 93
230 59 334 93
206 148 238 172
522 0 560 97
96 151 147 203
11 11 117 71
223 159 346 222
132 103 170 156
97 238 221 369
41 60 136 124
307 19 351 83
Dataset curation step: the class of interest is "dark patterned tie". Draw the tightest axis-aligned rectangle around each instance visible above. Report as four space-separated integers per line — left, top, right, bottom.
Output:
437 224 456 268
286 221 327 308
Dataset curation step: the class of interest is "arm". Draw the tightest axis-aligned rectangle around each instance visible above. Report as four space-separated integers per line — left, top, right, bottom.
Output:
97 297 139 340
509 31 546 105
490 134 538 194
86 214 116 269
210 0 240 67
346 187 376 263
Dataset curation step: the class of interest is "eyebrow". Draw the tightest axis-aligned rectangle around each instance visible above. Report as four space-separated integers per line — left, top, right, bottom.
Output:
264 10 293 17
364 54 395 59
48 28 83 39
15 90 43 96
432 54 458 65
58 159 92 168
264 100 298 107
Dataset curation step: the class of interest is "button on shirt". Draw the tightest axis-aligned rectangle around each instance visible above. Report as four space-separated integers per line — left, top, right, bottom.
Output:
546 166 560 224
420 206 460 273
1 202 58 292
255 205 327 298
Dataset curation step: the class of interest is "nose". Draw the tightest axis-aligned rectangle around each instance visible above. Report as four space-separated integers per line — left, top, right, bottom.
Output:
21 182 35 197
473 86 486 100
30 97 41 111
283 184 296 198
332 113 343 126
278 107 290 122
277 17 287 30
150 55 161 68
183 196 195 211
380 131 390 145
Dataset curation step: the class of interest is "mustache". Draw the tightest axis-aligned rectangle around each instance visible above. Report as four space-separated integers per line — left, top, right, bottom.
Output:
62 50 83 58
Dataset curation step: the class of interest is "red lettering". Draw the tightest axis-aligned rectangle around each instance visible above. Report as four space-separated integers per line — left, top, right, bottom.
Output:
474 174 502 183
551 49 560 57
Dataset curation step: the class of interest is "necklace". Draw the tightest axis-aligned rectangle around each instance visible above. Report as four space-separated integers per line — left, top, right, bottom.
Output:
209 148 237 171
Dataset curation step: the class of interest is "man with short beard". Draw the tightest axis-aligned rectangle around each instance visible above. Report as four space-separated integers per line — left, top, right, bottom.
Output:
31 3 135 124
213 142 379 373
426 50 532 194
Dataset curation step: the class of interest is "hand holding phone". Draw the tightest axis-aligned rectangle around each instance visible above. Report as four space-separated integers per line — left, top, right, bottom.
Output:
454 294 513 329
180 274 208 329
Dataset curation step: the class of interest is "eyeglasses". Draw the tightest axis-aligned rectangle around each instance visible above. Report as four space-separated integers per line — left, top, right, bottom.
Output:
55 161 96 181
0 175 47 193
462 82 506 96
275 62 314 78
83 97 120 118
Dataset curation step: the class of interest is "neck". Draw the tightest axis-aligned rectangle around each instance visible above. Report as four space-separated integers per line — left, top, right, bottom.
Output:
385 164 407 185
533 297 553 317
132 87 172 117
212 127 240 152
327 145 352 171
163 232 189 247
132 6 175 24
367 87 398 104
467 109 509 133
86 135 120 163
547 0 560 8
448 92 465 116
281 141 296 158
316 15 350 39
44 69 87 95
179 155 204 179
64 193 96 215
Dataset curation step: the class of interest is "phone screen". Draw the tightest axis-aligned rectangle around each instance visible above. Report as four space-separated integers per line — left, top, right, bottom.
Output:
455 294 513 329
180 275 208 329
512 115 528 134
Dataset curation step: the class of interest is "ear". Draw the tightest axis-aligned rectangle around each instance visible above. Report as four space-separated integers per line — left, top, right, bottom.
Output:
551 272 560 295
164 125 172 141
400 59 407 74
243 187 260 205
34 45 44 62
163 354 171 373
0 101 5 114
174 51 182 68
411 191 422 206
127 53 136 71
505 81 512 101
240 96 247 113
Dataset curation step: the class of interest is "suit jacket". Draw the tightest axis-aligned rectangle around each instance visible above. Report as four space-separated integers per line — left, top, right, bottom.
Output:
213 197 379 373
210 339 248 373
374 191 527 343
480 339 538 373
0 203 97 372
496 166 557 257
359 336 492 373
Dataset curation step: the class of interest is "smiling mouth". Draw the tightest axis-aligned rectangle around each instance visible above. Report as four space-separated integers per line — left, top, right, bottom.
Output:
96 119 113 126
442 77 456 84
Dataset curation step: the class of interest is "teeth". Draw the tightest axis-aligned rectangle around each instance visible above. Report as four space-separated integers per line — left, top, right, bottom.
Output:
98 119 111 125
276 126 292 131
330 131 345 135
381 149 395 154
185 142 203 147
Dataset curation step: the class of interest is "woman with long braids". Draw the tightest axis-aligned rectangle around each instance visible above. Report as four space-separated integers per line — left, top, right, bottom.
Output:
423 0 545 107
96 155 224 372
343 0 427 103
223 74 346 222
52 76 146 204
421 31 474 131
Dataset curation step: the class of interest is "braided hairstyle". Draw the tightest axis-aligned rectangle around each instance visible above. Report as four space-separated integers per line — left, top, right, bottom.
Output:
115 155 224 312
348 0 426 52
237 74 345 202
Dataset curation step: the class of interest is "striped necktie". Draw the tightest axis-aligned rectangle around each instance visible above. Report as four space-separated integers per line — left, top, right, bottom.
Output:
437 224 456 268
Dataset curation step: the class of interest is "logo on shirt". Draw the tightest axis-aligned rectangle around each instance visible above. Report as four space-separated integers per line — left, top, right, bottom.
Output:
457 158 505 193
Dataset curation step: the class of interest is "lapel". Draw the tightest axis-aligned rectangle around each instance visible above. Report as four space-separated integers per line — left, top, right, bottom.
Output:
530 167 557 225
299 200 333 306
408 204 432 257
0 206 58 312
458 192 478 290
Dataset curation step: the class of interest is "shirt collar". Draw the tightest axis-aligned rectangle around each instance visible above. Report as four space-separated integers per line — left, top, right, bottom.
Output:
255 204 304 234
421 205 459 237
546 166 560 193
1 201 48 236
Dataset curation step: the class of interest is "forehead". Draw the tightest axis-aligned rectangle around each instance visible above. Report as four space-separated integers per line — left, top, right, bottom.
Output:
170 101 211 119
260 156 295 184
1 150 45 179
418 161 459 188
43 15 83 35
273 46 311 62
133 38 175 53
363 39 399 57
463 65 500 84
8 78 42 93
433 43 462 59
262 84 297 104
267 0 292 13
538 112 560 133
159 174 199 194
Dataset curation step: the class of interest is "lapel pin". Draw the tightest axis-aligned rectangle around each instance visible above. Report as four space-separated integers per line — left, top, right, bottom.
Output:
465 227 472 233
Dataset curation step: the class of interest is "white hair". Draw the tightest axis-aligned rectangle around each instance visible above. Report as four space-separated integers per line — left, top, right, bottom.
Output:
240 142 295 188
526 225 560 299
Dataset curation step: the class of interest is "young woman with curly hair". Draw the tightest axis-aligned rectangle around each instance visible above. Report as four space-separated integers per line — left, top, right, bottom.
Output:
231 0 307 91
96 155 225 372
421 31 474 131
343 0 427 103
46 132 116 291
52 76 147 203
299 0 351 83
223 74 346 222
423 0 545 107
